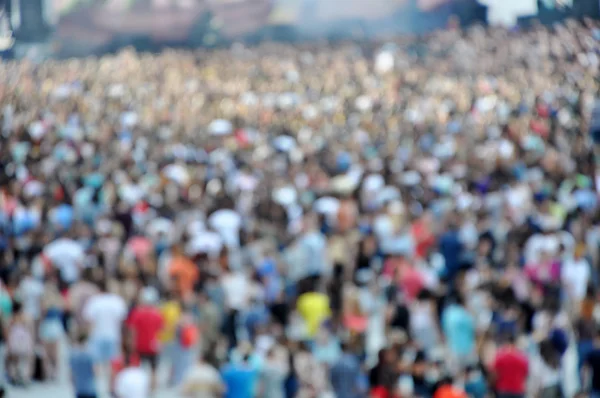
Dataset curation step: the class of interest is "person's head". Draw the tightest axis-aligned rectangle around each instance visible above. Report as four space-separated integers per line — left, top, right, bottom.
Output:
378 347 395 365
81 267 94 283
539 338 561 369
502 332 517 346
12 300 23 316
359 235 376 256
454 294 465 308
139 286 158 306
219 247 230 270
75 330 89 346
97 278 109 293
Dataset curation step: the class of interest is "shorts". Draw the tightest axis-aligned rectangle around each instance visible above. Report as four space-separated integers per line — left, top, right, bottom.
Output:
139 352 159 370
89 338 118 364
39 320 64 343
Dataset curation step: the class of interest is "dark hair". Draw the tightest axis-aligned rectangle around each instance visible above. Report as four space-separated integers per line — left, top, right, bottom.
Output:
539 338 561 369
76 330 88 345
503 332 517 345
12 300 23 315
97 279 108 292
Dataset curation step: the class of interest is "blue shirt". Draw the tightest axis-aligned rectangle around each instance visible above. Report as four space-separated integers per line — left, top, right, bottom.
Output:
439 230 463 279
69 347 96 395
222 363 258 398
330 353 362 398
442 304 475 356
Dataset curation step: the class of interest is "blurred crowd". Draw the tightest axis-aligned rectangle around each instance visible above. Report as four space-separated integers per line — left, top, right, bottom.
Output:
1 17 600 398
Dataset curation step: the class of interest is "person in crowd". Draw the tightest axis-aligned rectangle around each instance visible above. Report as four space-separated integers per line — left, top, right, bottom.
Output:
127 286 164 390
39 281 65 380
531 338 564 398
296 281 331 339
330 341 365 398
6 301 34 386
584 328 600 398
83 279 127 371
114 351 151 398
1 15 600 398
442 294 476 371
258 347 288 398
172 310 199 387
110 333 141 397
196 290 221 366
69 331 98 398
180 352 225 398
490 334 529 398
221 353 258 398
433 376 468 398
369 347 399 398
68 268 100 328
159 291 183 384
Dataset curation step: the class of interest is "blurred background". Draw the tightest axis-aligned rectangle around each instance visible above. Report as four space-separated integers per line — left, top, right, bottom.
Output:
1 0 599 59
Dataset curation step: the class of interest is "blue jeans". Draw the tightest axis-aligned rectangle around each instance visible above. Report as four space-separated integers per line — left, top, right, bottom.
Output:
170 343 194 386
89 337 118 364
578 340 594 372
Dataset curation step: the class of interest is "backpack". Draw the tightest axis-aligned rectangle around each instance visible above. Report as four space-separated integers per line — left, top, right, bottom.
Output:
179 323 199 348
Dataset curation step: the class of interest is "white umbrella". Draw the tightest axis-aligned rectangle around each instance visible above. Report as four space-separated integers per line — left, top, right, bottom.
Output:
185 231 223 256
186 219 206 237
272 135 297 152
272 186 297 207
28 121 45 140
23 180 44 198
208 119 233 136
363 174 385 193
355 96 373 112
146 217 174 239
44 238 85 267
331 174 359 195
400 171 422 187
162 164 190 186
313 196 340 216
118 184 145 205
208 209 242 248
377 186 401 205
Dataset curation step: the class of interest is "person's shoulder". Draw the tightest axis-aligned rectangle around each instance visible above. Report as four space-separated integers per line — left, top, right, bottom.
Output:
588 348 600 360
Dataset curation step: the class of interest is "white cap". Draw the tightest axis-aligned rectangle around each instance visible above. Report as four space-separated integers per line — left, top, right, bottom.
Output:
140 287 159 305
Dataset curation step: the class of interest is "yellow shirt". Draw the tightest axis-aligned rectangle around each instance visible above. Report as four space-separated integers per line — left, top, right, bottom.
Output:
296 292 331 338
159 300 182 343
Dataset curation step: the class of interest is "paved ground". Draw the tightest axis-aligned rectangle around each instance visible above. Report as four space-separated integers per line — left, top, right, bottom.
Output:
7 339 179 398
6 337 583 398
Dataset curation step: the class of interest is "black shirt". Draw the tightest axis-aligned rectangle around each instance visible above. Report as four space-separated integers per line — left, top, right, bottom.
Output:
585 348 600 392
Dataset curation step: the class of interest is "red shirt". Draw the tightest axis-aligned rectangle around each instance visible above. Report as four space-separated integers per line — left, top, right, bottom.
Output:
493 346 529 394
127 306 164 355
412 220 435 259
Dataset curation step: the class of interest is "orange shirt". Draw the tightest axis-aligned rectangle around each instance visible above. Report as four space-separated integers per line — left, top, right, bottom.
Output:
433 385 468 398
168 256 199 297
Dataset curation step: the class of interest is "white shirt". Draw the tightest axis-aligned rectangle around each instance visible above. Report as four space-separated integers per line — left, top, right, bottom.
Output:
44 238 86 283
220 272 249 311
83 293 127 341
208 209 241 249
115 366 150 398
524 233 560 264
18 277 44 320
561 257 590 300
